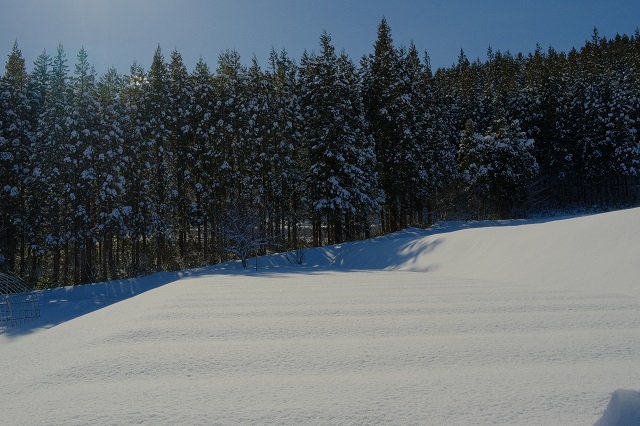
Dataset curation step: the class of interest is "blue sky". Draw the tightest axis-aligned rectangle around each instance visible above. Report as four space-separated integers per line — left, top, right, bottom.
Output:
1 0 639 74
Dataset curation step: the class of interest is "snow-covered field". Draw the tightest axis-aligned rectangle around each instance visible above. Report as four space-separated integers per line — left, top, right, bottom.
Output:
2 208 640 425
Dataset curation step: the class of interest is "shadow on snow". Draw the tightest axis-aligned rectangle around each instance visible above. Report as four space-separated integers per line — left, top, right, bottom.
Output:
1 211 603 338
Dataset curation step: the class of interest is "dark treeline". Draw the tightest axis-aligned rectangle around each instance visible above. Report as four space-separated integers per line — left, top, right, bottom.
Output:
1 20 639 287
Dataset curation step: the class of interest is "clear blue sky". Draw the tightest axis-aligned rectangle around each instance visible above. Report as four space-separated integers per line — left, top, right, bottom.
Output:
1 0 639 74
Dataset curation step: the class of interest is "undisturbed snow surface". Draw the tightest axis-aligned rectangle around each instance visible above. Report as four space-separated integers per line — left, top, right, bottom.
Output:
1 208 640 425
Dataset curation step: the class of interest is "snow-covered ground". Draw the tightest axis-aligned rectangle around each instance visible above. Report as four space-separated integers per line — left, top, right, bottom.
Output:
1 208 639 425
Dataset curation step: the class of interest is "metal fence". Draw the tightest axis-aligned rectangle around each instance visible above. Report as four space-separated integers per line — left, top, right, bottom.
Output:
0 273 40 332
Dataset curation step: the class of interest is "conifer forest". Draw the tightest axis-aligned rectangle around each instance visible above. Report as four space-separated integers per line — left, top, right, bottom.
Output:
1 20 639 286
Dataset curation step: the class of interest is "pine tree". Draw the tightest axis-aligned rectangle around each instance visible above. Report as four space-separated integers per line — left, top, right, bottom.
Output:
145 46 174 269
168 49 193 263
390 43 435 223
243 55 271 207
362 18 400 231
188 58 218 263
213 49 247 203
120 60 152 274
265 48 305 247
61 47 99 283
0 41 33 276
95 66 126 280
24 50 53 282
421 50 458 222
362 19 449 230
35 44 73 285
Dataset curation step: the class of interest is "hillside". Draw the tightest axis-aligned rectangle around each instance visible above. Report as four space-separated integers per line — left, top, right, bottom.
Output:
1 208 639 425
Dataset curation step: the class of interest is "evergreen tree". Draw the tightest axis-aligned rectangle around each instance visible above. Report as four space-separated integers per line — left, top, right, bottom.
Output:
362 18 400 231
213 50 247 224
301 32 381 245
95 66 126 280
458 118 539 217
265 48 305 247
362 19 451 230
187 58 218 262
37 43 72 285
145 46 174 269
0 24 638 286
243 56 271 207
24 49 53 282
120 60 152 274
67 47 101 283
421 51 458 222
168 49 193 263
0 41 33 276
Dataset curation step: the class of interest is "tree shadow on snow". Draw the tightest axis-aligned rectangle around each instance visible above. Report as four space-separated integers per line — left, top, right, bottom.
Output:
1 210 612 338
1 268 213 338
206 210 611 278
204 229 444 277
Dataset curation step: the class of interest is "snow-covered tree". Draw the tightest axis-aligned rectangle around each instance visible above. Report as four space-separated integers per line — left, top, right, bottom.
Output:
301 32 381 245
145 46 174 269
0 41 33 275
213 49 247 204
221 200 273 269
361 18 400 231
188 58 218 262
120 60 153 274
265 48 306 246
168 49 194 262
458 118 539 217
0 24 638 287
95 67 126 280
362 19 448 230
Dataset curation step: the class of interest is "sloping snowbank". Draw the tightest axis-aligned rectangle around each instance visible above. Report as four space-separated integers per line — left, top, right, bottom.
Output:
257 207 640 293
1 208 638 425
395 208 640 293
5 208 638 335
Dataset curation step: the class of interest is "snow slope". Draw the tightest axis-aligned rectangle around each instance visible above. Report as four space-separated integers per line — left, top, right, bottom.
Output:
296 207 640 294
1 208 639 425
